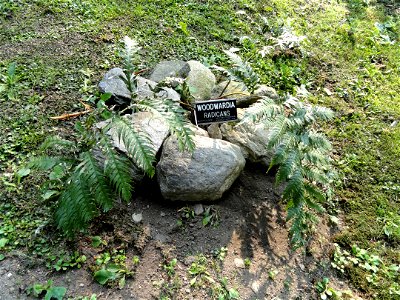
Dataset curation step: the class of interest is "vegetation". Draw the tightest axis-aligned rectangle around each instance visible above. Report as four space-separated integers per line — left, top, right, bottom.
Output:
1 0 399 299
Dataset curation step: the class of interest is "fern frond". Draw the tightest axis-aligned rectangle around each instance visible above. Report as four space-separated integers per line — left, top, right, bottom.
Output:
28 156 75 171
111 116 156 177
101 138 134 202
307 131 332 151
78 151 114 212
275 149 299 185
303 149 330 166
55 173 97 236
39 136 76 152
267 115 287 149
135 98 195 152
311 106 334 121
302 165 330 185
282 168 304 204
243 97 283 123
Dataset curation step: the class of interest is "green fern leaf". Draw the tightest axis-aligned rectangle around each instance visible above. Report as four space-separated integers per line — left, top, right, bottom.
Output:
111 116 156 177
39 136 76 152
101 138 133 202
275 149 299 185
135 98 195 152
282 168 304 204
28 156 75 171
55 173 97 236
78 152 114 212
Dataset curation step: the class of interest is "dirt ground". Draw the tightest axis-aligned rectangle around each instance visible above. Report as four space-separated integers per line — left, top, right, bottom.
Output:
0 163 360 300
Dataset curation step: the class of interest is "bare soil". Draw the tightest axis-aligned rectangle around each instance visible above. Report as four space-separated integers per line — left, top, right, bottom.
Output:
0 163 361 300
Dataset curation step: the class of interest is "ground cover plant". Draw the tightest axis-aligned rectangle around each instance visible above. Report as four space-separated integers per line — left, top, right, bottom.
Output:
1 0 399 299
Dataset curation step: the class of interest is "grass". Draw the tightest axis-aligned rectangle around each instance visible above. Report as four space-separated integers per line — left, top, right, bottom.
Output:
1 0 399 298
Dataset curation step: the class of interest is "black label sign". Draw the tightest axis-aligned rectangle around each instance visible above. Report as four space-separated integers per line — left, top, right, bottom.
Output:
194 99 237 125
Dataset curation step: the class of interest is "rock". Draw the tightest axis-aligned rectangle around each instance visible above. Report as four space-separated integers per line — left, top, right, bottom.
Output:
149 60 190 83
193 204 204 216
97 111 170 156
211 80 249 99
207 123 222 139
254 84 279 100
132 213 143 223
185 60 216 102
157 135 245 202
234 258 245 268
98 67 130 103
189 124 209 137
220 119 273 165
136 76 181 102
99 68 180 104
251 281 261 293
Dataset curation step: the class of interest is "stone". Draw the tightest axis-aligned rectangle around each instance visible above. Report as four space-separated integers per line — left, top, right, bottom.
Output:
157 135 245 202
99 68 180 104
234 258 245 268
136 76 181 102
189 124 209 137
98 67 130 103
97 111 170 156
251 281 261 293
193 204 204 216
211 80 250 99
220 118 273 165
207 123 222 139
254 84 279 100
132 213 143 223
149 60 190 83
185 60 216 102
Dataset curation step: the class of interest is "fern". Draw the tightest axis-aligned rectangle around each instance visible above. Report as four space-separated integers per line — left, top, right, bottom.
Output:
101 137 134 202
77 151 114 212
55 172 97 236
244 93 335 249
212 50 260 94
25 36 197 237
110 116 156 177
135 98 195 152
39 136 76 152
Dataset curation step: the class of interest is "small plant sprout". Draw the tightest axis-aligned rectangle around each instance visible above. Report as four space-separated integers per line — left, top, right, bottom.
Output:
163 258 178 277
244 258 251 268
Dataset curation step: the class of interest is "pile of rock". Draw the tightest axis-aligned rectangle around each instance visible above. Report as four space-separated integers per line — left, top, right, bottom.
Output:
98 60 278 202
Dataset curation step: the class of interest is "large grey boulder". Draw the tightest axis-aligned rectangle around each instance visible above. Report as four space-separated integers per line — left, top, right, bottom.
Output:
185 61 216 102
220 119 273 165
99 68 180 103
149 60 190 83
157 135 245 202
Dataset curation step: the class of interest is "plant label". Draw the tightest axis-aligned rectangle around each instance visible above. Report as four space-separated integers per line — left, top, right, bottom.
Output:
194 99 237 125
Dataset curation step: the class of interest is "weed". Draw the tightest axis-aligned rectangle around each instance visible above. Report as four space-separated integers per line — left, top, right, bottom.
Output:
49 251 87 272
244 258 251 268
163 258 178 278
213 247 228 261
92 249 133 288
315 277 355 300
268 269 279 280
332 243 400 295
202 206 220 227
0 62 19 101
26 280 66 300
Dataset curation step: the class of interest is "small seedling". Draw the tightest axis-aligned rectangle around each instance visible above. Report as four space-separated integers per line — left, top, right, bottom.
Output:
163 258 178 277
244 258 251 268
268 269 279 280
202 206 220 227
26 280 66 300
